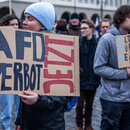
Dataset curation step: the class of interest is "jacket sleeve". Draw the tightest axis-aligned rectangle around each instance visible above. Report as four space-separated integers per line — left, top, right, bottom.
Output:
31 96 68 111
94 37 128 80
15 99 23 125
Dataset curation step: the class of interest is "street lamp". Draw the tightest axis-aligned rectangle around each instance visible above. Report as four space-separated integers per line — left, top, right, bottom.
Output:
74 0 76 12
97 0 107 21
9 0 12 14
100 0 103 20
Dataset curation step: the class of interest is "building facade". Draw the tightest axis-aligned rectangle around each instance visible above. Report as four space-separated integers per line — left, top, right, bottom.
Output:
0 0 129 23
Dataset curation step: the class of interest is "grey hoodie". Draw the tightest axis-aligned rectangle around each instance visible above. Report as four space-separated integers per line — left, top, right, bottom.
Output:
94 25 130 102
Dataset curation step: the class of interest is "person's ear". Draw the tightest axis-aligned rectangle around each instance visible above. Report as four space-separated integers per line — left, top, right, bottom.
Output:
91 28 94 32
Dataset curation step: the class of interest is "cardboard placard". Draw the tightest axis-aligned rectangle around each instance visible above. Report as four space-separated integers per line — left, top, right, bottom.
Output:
0 27 80 96
116 34 130 68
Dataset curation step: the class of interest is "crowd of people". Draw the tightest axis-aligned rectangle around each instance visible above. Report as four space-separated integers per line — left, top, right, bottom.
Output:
0 1 130 130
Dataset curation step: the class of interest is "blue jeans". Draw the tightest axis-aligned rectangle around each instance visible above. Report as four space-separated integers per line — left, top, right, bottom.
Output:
100 98 130 130
0 94 20 130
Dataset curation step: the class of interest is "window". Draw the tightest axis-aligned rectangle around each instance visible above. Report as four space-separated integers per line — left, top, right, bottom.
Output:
105 0 108 6
110 0 113 6
96 0 99 5
91 0 94 4
78 0 82 3
127 0 130 4
84 0 88 3
115 0 118 6
120 0 122 6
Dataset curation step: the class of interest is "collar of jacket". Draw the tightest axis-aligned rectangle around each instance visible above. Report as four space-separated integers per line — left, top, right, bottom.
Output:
40 30 54 33
69 22 80 30
82 35 97 45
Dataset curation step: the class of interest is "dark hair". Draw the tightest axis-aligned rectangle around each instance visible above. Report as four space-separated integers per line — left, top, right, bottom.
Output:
100 18 111 27
81 19 94 28
113 5 130 28
0 14 21 28
56 19 68 34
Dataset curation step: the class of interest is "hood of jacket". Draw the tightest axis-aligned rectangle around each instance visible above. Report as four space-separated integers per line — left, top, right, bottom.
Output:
107 24 121 36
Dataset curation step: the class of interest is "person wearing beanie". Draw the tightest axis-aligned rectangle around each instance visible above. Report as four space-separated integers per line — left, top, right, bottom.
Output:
68 12 81 36
24 2 55 31
15 2 67 130
71 12 80 20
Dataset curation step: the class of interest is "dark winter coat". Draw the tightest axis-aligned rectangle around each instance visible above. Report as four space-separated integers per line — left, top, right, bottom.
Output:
15 96 67 130
80 35 100 90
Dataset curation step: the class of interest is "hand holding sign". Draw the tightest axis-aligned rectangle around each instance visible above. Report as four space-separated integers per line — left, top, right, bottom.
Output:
18 91 38 105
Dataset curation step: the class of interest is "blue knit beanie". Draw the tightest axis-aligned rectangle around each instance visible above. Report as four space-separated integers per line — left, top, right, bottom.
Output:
24 2 55 30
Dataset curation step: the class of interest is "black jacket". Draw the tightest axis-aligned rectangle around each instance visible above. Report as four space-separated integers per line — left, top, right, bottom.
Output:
80 35 100 90
15 96 67 130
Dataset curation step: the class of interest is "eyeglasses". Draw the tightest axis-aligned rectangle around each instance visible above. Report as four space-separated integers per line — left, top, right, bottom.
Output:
80 27 90 30
101 26 109 28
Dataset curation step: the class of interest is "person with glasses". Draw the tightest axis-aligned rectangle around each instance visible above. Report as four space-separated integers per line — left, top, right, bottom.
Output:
76 19 100 130
99 18 111 37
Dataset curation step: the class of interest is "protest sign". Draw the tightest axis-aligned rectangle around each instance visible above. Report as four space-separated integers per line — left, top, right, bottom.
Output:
0 27 79 96
116 34 130 68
